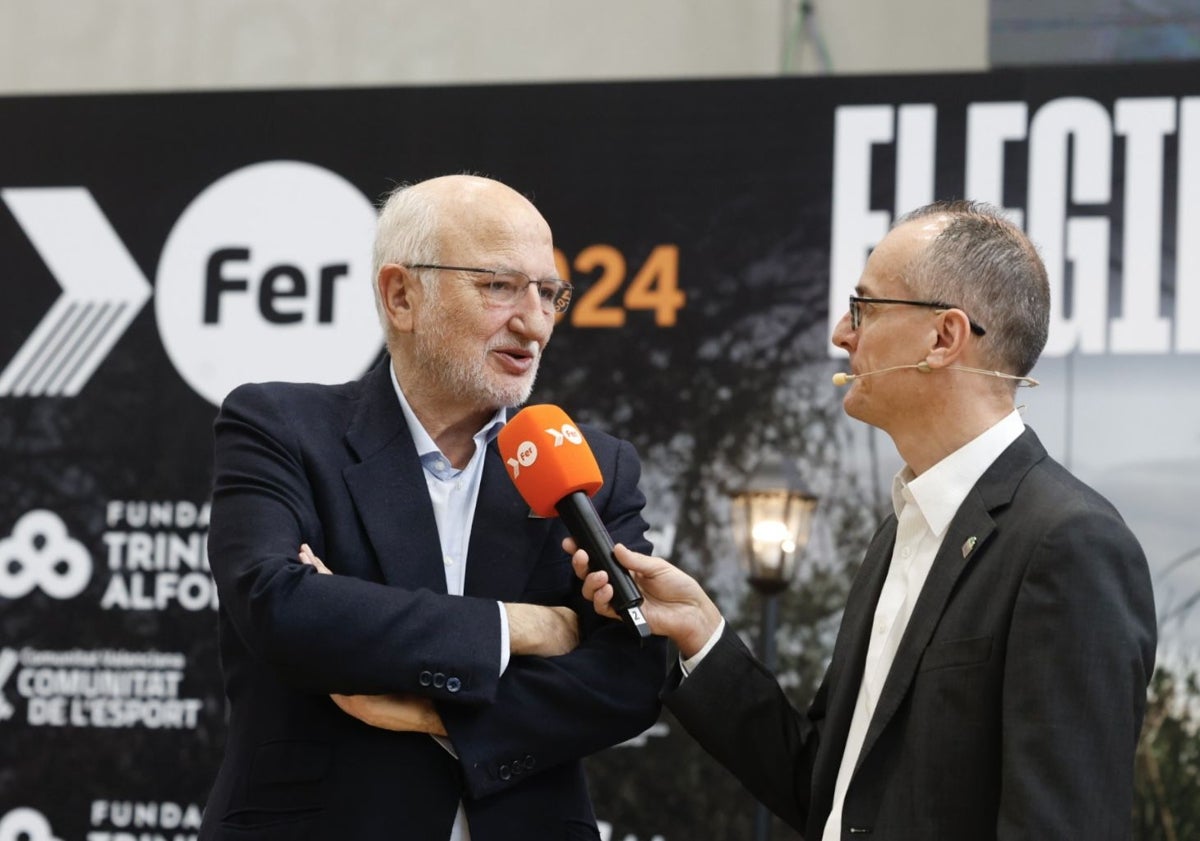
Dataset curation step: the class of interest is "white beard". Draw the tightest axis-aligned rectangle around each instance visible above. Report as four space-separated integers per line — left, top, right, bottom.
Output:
413 308 541 410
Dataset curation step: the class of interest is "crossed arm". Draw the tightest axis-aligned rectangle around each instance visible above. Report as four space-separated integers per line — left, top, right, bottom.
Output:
297 544 581 736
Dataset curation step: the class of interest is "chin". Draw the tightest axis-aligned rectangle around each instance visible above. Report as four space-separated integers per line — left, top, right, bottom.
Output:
485 377 536 409
841 391 869 424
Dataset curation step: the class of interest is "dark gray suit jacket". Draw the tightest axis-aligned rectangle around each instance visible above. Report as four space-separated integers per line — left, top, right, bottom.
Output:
666 428 1156 840
200 361 665 841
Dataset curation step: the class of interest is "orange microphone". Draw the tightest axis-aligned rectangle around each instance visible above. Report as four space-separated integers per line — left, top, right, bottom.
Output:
499 405 650 640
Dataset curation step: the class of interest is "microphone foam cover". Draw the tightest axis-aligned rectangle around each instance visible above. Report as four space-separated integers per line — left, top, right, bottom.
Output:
498 404 604 518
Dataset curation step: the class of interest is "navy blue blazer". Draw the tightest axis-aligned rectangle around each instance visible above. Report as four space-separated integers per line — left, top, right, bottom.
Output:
666 428 1156 841
200 360 665 840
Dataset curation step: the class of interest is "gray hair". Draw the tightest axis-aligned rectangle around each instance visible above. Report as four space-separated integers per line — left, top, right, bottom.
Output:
897 200 1050 377
371 182 441 330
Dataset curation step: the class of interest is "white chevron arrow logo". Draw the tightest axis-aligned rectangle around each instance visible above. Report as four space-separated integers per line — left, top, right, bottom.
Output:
0 188 152 396
0 648 17 721
545 424 582 446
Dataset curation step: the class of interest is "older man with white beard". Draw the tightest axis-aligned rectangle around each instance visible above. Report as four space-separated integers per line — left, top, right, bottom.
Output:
200 175 665 841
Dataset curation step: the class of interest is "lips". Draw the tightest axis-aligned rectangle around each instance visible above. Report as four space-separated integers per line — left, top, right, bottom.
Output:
491 345 538 375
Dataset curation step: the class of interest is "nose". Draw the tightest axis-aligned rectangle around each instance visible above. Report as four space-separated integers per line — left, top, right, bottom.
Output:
832 310 856 353
508 284 554 341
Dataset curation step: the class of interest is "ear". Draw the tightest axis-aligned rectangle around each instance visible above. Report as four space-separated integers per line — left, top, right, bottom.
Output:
377 264 418 334
922 307 973 371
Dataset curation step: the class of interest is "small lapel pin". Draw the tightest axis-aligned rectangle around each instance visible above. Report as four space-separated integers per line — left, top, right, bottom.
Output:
961 536 977 558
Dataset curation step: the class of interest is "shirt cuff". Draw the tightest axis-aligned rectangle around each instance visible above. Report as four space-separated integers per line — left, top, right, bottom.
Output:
497 601 511 676
679 617 725 677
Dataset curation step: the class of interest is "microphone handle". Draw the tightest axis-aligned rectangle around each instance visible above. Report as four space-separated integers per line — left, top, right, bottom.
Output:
556 491 651 640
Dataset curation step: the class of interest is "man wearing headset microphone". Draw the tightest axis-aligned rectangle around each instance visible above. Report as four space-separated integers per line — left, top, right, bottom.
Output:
571 200 1156 841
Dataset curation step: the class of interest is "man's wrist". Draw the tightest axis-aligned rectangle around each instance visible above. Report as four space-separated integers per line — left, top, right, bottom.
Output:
503 603 577 657
680 617 726 674
675 601 725 660
504 603 532 654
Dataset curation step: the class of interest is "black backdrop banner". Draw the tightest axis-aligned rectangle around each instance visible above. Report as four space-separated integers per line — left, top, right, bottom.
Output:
1 62 1197 841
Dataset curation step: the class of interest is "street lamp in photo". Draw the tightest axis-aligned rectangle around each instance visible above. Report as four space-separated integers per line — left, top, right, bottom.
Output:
729 467 818 841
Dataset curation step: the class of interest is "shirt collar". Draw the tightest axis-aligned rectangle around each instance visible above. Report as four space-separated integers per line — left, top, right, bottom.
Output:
388 363 506 466
890 410 1025 537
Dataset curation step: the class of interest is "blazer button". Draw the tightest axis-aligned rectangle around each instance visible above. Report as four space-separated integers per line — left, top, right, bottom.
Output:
418 670 433 687
523 755 535 769
511 759 524 776
499 764 511 780
446 677 462 693
433 672 446 689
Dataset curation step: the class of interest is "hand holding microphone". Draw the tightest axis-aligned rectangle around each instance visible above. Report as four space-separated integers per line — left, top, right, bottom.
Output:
568 541 725 660
498 405 652 640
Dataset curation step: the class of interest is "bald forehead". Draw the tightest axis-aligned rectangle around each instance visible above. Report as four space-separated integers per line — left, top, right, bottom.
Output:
869 216 940 264
893 213 952 243
410 174 524 208
413 175 551 258
411 176 538 227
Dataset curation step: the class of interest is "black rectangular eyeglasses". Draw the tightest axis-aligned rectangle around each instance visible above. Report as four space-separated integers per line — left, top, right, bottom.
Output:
406 264 573 314
848 295 986 336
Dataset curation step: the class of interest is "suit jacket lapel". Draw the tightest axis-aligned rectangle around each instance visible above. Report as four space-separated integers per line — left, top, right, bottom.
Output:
854 427 1047 771
810 517 897 817
463 442 552 601
342 362 447 592
854 497 996 771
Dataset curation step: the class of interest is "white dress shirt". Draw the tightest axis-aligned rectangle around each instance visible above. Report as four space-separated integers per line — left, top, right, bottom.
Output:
820 410 1024 840
391 366 512 841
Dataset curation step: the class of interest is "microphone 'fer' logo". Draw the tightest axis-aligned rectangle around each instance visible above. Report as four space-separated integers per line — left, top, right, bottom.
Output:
517 441 538 467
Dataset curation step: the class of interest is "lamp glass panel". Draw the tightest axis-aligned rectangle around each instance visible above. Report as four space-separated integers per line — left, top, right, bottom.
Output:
733 489 815 584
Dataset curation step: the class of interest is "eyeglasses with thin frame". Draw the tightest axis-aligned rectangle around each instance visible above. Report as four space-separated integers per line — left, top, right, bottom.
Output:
848 295 987 336
406 264 574 314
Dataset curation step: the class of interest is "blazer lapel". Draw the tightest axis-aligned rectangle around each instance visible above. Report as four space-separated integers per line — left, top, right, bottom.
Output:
853 427 1047 771
854 496 996 772
342 363 447 592
810 517 898 815
463 442 552 601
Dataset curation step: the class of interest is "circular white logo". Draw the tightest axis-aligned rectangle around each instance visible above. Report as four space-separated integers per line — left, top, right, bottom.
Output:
517 441 538 467
562 424 582 445
0 808 62 841
0 510 91 600
155 160 381 405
